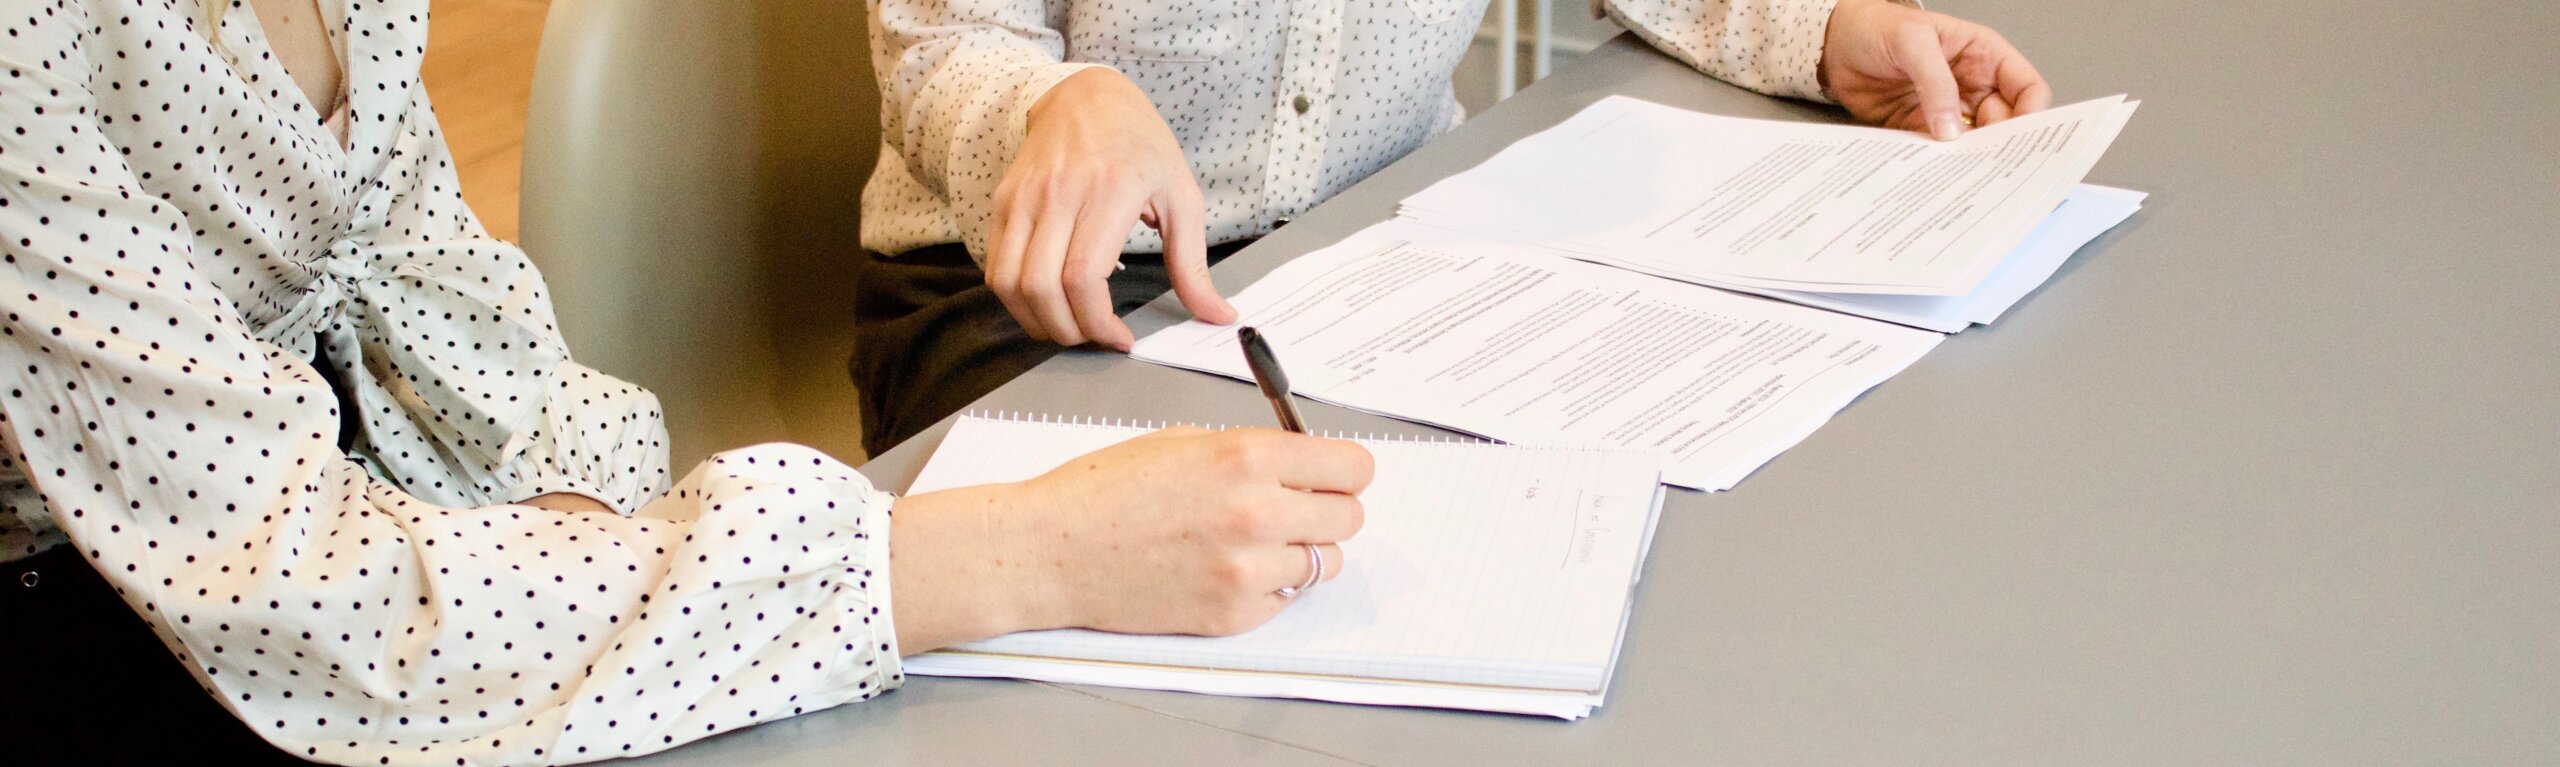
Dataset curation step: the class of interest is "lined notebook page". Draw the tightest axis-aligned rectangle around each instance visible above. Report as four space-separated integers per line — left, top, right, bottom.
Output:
907 415 1664 693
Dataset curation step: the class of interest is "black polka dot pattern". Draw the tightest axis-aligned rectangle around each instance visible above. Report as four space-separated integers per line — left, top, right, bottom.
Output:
859 0 1839 261
0 1 903 763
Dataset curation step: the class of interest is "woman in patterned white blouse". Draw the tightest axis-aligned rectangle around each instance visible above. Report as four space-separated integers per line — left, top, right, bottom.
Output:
0 0 1373 764
851 0 2056 453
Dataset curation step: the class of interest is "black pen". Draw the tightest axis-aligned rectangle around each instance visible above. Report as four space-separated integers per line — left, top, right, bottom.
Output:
1236 326 1308 434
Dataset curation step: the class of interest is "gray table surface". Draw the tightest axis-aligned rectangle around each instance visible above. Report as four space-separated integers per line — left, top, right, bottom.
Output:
631 2 2559 763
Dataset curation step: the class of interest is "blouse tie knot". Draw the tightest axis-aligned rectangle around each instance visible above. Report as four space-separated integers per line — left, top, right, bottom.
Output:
264 237 572 471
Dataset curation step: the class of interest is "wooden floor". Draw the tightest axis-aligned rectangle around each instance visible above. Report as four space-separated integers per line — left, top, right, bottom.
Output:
421 0 549 243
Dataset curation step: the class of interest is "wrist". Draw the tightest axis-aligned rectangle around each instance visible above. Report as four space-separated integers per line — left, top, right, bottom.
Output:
1818 0 1875 95
972 482 1083 633
886 485 1077 652
1026 68 1121 135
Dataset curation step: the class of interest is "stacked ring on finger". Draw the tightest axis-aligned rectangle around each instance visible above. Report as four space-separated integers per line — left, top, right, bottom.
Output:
1274 543 1324 599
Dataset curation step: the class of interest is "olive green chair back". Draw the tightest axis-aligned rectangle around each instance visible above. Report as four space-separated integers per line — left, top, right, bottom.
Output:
520 0 881 467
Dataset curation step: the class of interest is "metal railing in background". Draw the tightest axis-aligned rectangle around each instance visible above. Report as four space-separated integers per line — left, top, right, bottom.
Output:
1488 0 1610 101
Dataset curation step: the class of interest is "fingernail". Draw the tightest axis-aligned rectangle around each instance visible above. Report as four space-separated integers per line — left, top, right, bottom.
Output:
1930 114 1964 141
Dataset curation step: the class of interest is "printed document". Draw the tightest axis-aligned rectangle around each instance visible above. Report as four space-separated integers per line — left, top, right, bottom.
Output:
1132 221 1943 490
1400 95 2139 296
1663 184 2147 332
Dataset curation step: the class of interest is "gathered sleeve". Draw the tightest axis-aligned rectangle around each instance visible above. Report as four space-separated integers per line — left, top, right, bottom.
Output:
867 0 1112 261
1600 0 1843 103
0 19 902 766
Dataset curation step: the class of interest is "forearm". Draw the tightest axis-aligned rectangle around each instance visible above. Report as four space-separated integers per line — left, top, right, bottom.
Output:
887 483 1075 653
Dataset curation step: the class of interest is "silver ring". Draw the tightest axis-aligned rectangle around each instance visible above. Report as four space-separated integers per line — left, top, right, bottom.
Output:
1274 543 1324 599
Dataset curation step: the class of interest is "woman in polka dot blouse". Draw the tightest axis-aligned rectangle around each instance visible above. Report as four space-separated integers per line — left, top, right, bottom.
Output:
851 0 2053 453
0 1 1377 764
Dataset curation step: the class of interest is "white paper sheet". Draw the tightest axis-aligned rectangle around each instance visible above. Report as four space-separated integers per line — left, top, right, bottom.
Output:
1131 221 1944 490
1514 184 2147 332
905 652 1605 719
1400 95 2139 296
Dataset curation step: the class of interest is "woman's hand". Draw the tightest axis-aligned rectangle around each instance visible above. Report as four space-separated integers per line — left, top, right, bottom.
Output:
987 69 1238 351
1820 0 2052 140
887 426 1373 653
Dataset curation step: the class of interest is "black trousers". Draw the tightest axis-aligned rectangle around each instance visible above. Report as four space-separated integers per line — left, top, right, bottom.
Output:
848 240 1249 456
0 546 310 765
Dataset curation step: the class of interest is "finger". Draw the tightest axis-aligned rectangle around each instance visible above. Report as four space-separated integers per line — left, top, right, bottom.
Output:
1974 94 2015 127
1157 184 1236 324
1992 38 2052 116
1250 486 1365 544
1953 28 2050 123
987 184 1045 342
1018 194 1086 346
1221 430 1376 494
1893 20 1969 140
1062 189 1148 351
1257 543 1348 600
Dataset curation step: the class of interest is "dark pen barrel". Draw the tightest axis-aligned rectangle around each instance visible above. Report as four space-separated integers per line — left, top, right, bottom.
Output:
1238 326 1310 433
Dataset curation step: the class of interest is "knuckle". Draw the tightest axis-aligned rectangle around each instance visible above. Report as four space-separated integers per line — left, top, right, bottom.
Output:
1209 434 1266 475
1207 552 1255 590
1222 501 1274 540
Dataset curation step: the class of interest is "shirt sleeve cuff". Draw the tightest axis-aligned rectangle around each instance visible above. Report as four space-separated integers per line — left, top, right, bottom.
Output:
834 486 906 699
499 472 634 516
1767 0 1845 104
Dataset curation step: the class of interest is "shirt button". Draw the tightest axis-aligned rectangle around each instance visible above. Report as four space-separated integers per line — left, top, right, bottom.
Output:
1292 94 1312 115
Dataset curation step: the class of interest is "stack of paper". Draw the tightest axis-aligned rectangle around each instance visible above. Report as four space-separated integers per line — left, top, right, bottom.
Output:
1128 94 2143 490
1400 95 2141 302
1132 221 1944 490
903 415 1668 719
1717 184 2145 332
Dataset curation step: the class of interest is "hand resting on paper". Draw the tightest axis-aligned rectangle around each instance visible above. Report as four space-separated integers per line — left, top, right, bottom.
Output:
1820 0 2054 140
886 427 1373 653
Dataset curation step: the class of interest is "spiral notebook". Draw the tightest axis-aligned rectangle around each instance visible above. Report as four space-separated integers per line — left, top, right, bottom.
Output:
901 414 1668 719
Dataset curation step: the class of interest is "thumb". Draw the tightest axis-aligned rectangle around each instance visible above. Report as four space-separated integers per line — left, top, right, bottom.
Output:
1894 19 1969 141
1157 190 1237 324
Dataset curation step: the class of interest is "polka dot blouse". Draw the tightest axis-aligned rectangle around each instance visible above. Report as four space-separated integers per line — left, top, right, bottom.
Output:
860 0 1844 261
0 1 901 763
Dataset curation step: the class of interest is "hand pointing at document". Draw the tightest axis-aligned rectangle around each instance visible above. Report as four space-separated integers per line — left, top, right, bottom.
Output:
989 69 1238 351
1820 0 2054 140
